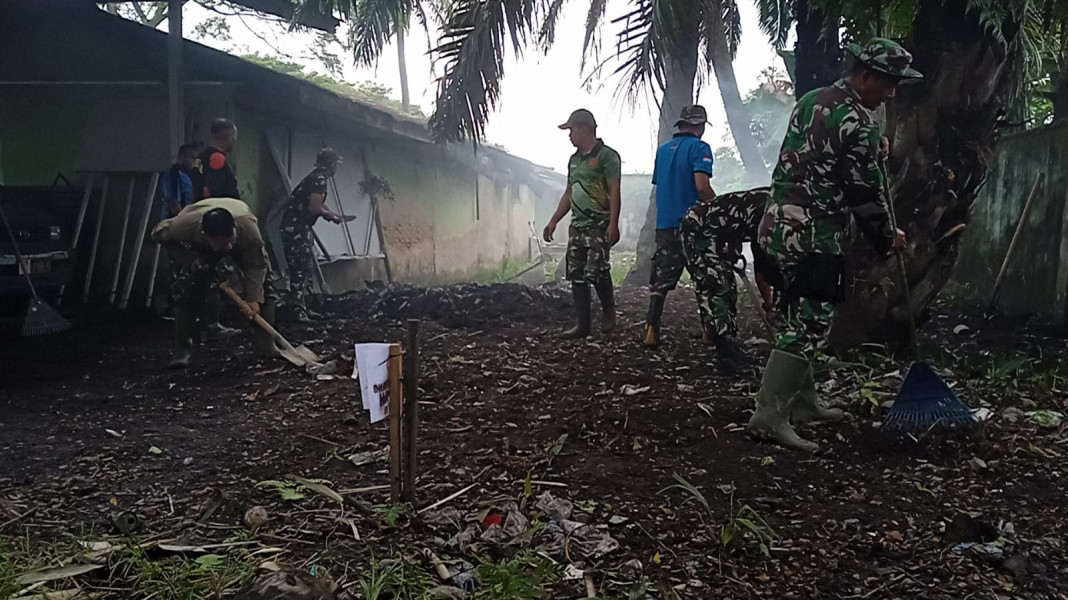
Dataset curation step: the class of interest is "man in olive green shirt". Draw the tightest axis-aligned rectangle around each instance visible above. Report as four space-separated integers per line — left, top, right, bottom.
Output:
543 109 622 339
152 198 280 367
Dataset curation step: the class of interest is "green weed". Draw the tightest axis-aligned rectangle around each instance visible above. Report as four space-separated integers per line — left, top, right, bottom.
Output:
475 553 557 599
665 474 776 563
373 503 405 527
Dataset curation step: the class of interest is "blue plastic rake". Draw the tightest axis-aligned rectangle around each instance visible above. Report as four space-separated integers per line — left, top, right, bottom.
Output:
879 170 975 434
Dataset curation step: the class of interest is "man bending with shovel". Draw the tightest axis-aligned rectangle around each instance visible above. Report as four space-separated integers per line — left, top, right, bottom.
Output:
152 198 280 368
747 38 917 452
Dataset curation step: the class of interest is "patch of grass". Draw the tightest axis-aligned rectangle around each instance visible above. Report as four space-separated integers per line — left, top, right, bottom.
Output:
475 553 557 600
124 543 258 600
611 252 636 287
359 558 433 600
665 474 776 565
472 256 539 284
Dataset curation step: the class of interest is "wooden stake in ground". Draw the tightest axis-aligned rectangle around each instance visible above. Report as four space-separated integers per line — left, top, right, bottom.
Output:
987 172 1045 314
403 319 420 503
388 343 404 504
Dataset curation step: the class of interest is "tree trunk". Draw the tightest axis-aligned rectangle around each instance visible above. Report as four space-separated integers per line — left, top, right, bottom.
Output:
792 0 839 98
397 27 411 111
706 3 767 184
829 0 1013 350
624 36 700 286
1052 64 1068 123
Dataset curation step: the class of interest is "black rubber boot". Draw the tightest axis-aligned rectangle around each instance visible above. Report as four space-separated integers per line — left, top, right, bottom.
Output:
715 335 752 377
561 283 592 339
642 293 666 347
593 280 616 333
253 299 282 358
203 291 239 339
169 307 195 369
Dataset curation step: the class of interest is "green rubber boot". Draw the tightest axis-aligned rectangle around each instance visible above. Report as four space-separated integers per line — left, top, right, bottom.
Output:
168 307 195 369
792 363 844 427
746 349 820 453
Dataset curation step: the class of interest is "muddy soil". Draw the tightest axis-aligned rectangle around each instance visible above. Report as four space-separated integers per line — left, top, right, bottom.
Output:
1 283 1066 599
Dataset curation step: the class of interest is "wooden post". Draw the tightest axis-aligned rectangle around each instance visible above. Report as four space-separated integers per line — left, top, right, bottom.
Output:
402 319 420 502
387 343 403 504
987 172 1045 314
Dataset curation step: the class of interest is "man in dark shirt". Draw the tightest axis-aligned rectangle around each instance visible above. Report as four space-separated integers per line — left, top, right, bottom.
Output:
192 118 240 201
279 148 345 323
161 144 198 219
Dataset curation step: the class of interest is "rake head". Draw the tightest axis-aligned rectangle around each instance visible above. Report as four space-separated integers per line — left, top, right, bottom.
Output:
22 297 71 337
882 361 976 433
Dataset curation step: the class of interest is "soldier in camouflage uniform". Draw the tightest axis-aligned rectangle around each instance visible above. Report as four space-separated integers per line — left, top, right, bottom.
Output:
746 38 919 453
544 109 622 339
279 148 345 323
681 188 777 372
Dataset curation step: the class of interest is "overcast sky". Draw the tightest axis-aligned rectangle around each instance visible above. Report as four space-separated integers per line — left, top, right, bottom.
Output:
182 1 784 174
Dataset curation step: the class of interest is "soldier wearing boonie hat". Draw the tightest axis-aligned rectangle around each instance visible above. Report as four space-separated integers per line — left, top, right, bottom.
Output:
279 148 346 323
747 38 922 453
543 109 623 339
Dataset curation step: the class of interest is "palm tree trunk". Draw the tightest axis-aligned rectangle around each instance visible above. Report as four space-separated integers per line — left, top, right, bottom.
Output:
624 39 699 286
706 3 766 184
397 27 410 111
828 0 1013 350
792 0 839 98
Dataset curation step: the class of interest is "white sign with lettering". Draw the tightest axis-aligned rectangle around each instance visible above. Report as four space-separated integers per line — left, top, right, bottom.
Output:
353 343 391 423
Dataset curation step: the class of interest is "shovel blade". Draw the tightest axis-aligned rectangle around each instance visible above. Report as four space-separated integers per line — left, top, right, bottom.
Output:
278 347 310 367
293 344 320 362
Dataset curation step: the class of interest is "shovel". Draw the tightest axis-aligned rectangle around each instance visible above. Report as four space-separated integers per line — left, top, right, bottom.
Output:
219 282 321 367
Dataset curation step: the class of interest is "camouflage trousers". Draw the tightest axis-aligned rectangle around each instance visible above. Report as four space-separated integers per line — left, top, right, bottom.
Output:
769 253 835 359
649 228 689 293
170 253 236 311
566 226 611 284
282 225 315 315
170 251 277 312
680 230 739 338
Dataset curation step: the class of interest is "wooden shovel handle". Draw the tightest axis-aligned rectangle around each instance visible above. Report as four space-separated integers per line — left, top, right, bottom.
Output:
218 282 297 353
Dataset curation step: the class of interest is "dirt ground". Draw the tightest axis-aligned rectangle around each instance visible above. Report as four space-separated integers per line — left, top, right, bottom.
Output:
1 282 1066 599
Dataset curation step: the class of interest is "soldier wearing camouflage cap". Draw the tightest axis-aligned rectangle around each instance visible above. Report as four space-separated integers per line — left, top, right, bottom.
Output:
747 38 920 453
279 148 346 323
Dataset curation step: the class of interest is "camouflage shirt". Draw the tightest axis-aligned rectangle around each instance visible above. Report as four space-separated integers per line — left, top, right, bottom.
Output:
759 79 895 259
281 169 330 230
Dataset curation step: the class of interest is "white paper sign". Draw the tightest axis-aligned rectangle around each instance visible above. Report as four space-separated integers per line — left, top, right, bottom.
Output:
354 343 391 423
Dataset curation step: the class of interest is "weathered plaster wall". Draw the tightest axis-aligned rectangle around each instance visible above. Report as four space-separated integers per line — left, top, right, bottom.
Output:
953 123 1068 321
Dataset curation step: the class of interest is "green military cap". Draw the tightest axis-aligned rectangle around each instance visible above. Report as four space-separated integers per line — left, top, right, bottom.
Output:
849 38 923 80
675 105 709 127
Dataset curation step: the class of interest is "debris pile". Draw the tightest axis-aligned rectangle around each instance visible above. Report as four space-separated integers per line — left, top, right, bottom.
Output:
328 283 571 327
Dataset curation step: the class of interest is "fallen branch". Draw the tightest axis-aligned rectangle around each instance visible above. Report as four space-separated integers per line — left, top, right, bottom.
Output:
417 484 477 514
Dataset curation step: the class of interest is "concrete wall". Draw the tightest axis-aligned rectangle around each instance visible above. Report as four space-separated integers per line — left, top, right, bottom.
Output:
0 3 563 294
953 123 1068 321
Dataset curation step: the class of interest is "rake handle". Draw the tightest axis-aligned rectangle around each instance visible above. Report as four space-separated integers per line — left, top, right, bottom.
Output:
881 165 921 360
0 202 41 300
218 282 296 354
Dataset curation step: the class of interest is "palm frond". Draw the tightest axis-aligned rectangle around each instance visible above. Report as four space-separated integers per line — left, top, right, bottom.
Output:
428 0 547 143
537 0 569 52
609 0 694 104
350 0 414 65
582 0 610 71
754 0 793 49
722 0 742 58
